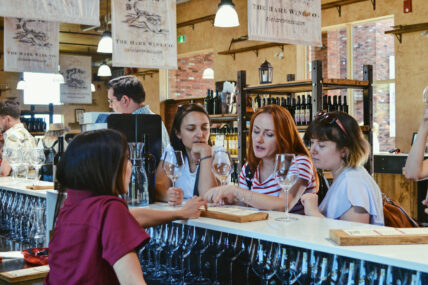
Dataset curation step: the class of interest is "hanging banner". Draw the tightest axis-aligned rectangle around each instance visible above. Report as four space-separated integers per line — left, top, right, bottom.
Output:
248 0 321 46
60 55 92 104
112 0 177 69
0 0 99 26
4 17 59 73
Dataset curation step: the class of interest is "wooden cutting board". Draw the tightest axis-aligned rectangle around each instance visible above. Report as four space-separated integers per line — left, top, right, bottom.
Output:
330 228 428 246
25 185 54 190
0 265 49 283
200 206 269 223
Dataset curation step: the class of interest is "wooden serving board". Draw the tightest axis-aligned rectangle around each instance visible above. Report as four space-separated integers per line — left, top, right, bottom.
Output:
26 185 54 190
0 265 49 283
200 207 268 223
330 228 428 246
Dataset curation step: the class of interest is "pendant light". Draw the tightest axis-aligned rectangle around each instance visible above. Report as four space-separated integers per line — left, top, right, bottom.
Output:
52 65 65 84
91 83 96 92
16 74 26 90
214 0 239 28
97 0 112 53
98 62 112 77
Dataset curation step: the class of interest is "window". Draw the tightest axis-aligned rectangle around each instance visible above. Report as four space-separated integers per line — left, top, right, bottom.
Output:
23 72 62 105
306 17 395 152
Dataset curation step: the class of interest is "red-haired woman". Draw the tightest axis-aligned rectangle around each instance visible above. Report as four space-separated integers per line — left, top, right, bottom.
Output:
204 105 317 214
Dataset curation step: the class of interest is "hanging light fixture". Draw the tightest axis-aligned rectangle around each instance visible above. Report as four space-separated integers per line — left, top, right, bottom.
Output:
98 62 112 77
202 67 214 79
91 83 96 92
16 74 26 90
97 0 112 53
214 0 239 28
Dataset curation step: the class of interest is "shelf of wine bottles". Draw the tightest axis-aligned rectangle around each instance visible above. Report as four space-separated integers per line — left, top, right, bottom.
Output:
21 117 47 133
204 89 237 116
139 223 428 285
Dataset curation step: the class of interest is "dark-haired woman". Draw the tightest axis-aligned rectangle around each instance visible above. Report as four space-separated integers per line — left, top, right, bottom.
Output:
301 111 384 225
46 129 206 285
155 103 217 205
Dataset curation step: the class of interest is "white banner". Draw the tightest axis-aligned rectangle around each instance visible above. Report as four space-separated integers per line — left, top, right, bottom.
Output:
4 18 59 73
248 0 321 46
112 0 177 69
0 0 99 26
60 55 92 104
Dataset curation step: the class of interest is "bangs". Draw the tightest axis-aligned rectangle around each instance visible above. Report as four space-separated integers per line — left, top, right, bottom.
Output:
304 121 341 146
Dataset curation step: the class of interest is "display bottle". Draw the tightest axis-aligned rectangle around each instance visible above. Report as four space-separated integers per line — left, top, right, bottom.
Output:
210 128 216 146
255 94 261 110
323 95 328 112
212 91 218 115
53 136 64 191
300 95 306 125
343 95 349 113
332 95 338 111
141 134 156 204
204 89 211 114
295 96 301 125
327 96 333 112
306 95 312 125
338 95 343 112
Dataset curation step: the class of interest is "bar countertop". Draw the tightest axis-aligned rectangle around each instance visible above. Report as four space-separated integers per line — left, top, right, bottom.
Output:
145 203 428 273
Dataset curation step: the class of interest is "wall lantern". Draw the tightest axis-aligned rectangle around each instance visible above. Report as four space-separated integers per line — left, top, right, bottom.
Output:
259 60 273 84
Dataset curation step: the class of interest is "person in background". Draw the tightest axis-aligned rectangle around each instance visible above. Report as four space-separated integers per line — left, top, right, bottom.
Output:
301 111 384 225
39 123 68 182
47 129 206 284
155 103 218 205
107 75 169 152
0 100 36 176
204 105 318 213
404 105 428 214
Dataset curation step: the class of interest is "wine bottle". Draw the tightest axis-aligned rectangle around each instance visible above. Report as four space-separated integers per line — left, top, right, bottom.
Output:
204 89 210 114
333 95 338 111
281 97 286 108
323 95 328 112
295 96 301 125
306 95 312 125
53 136 65 191
327 96 333 112
212 91 218 115
338 95 343 112
343 95 349 113
255 94 261 110
141 134 156 204
300 95 306 125
291 97 296 121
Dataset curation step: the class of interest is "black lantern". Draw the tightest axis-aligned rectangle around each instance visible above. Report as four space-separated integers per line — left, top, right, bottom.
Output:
259 60 273 84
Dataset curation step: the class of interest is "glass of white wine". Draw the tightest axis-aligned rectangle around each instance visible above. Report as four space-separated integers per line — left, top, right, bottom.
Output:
162 150 184 188
211 150 232 186
274 153 298 222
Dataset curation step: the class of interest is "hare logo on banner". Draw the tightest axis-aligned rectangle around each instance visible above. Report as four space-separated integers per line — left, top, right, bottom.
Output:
248 0 321 47
0 0 99 26
60 55 92 104
112 0 177 69
4 17 59 73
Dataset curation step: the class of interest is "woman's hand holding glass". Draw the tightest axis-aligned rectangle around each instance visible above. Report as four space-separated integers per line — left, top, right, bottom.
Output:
166 187 184 206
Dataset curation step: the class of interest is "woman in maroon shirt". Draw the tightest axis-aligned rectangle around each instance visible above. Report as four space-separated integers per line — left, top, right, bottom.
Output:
46 129 149 284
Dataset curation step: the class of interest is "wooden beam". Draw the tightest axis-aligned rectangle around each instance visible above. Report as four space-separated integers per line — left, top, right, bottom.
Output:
177 14 215 29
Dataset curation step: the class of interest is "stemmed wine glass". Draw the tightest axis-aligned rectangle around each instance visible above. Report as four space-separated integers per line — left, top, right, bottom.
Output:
4 148 21 180
162 150 184 205
211 150 233 186
251 239 278 285
30 148 46 185
273 154 298 222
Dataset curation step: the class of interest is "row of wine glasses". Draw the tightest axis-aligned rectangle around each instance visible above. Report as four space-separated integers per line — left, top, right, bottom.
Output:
3 147 46 183
139 224 427 285
0 190 46 250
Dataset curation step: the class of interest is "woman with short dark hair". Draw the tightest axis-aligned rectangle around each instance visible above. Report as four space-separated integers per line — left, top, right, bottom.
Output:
301 111 384 225
46 129 148 284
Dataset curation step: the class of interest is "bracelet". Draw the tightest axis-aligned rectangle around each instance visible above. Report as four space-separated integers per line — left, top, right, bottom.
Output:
199 155 212 162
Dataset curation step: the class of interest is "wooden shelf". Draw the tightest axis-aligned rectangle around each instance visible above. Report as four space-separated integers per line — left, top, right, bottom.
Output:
209 114 238 122
29 132 45 136
244 78 369 94
322 0 375 17
177 14 215 29
218 43 285 60
385 22 428 43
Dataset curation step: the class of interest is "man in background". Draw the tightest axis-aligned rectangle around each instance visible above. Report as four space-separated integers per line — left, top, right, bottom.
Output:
107 75 169 152
0 100 36 176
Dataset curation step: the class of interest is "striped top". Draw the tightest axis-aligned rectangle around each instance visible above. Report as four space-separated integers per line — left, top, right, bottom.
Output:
238 155 317 214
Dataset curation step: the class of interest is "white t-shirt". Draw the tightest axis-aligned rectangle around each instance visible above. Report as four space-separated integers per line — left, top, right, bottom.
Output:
319 167 384 225
161 144 224 199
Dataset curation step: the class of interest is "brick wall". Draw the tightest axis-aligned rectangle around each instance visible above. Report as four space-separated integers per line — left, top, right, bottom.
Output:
308 18 395 152
169 52 215 99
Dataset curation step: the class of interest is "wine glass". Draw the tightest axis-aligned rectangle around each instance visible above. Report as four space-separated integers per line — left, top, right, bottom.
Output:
211 150 232 186
162 150 184 188
251 239 278 285
4 148 21 180
273 154 298 222
30 148 46 185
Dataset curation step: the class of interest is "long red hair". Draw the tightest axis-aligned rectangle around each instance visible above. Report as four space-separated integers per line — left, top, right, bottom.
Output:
247 105 318 188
